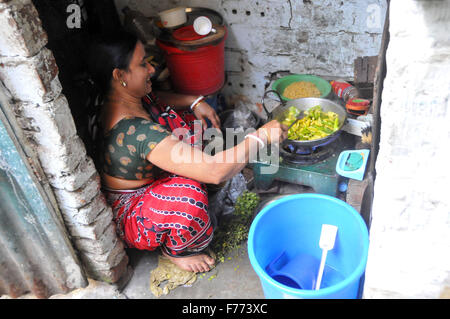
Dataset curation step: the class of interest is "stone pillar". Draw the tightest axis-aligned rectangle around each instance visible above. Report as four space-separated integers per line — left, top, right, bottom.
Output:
363 0 450 298
0 0 128 284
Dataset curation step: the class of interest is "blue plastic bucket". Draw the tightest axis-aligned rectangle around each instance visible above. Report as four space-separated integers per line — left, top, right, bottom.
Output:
248 194 369 299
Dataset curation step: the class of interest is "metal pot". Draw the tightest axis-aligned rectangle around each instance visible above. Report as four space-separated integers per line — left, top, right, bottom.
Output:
216 109 261 149
219 109 261 131
262 90 347 149
158 7 187 29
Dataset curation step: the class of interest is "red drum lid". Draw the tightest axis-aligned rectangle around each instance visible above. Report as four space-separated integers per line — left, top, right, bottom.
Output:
172 25 206 41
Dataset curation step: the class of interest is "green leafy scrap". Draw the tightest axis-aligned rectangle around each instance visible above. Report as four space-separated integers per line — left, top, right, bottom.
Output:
211 191 260 263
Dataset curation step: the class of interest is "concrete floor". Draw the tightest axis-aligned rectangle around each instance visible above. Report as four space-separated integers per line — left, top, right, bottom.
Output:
1 242 264 299
121 243 265 299
36 241 264 299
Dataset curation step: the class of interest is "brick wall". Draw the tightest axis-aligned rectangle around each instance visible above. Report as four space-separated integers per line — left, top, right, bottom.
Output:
114 0 387 103
0 0 128 284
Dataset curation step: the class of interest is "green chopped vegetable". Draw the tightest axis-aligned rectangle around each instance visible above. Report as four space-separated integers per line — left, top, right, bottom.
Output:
282 105 340 141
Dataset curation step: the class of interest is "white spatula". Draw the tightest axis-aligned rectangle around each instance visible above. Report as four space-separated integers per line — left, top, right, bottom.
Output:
315 224 338 290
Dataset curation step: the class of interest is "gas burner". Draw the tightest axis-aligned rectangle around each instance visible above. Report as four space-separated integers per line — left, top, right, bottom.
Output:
280 136 341 165
280 144 335 165
251 132 356 197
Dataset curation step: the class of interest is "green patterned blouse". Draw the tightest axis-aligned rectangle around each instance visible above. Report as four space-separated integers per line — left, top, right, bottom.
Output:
100 117 170 180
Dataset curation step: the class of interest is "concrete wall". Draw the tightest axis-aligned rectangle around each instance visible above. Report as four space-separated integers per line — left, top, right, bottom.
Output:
114 0 386 103
363 0 450 298
0 0 128 284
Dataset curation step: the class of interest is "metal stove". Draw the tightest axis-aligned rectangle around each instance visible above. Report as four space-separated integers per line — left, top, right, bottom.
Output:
250 132 355 197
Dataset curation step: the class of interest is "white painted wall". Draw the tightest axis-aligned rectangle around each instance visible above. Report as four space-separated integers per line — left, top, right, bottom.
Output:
363 0 450 298
114 0 386 103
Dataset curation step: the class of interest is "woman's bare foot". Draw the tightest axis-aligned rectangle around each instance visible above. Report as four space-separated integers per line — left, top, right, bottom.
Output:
163 250 215 273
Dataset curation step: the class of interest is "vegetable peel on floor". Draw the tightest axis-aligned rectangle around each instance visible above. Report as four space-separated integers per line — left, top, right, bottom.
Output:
149 255 198 297
210 191 260 263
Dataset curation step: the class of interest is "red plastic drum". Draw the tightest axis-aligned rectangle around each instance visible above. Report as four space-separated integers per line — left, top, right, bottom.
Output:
156 26 227 96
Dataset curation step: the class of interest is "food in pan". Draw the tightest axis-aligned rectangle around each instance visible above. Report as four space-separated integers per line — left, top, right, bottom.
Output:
282 105 340 141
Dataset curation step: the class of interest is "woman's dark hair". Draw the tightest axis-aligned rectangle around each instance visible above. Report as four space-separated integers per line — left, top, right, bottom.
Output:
87 30 139 95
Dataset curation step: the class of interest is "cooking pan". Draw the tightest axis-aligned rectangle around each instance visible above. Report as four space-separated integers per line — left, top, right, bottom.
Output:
262 90 347 149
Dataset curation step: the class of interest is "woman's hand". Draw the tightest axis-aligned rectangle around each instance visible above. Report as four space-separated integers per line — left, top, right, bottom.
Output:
256 120 289 145
192 100 221 130
153 91 221 130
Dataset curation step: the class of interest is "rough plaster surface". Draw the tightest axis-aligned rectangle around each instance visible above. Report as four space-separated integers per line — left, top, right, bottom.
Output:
114 0 386 103
363 0 450 298
0 0 48 57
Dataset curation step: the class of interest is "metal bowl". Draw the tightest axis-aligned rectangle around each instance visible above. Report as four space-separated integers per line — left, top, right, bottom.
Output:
272 97 347 148
219 109 260 130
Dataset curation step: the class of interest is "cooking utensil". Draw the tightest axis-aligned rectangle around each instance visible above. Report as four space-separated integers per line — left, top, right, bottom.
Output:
262 91 348 149
286 110 306 131
315 224 338 290
158 7 187 28
185 7 224 26
156 7 225 50
193 16 216 35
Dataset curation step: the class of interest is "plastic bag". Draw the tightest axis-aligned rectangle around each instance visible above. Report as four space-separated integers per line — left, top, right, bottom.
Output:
222 101 258 130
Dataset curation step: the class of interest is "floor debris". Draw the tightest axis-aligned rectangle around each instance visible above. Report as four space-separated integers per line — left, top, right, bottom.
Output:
149 255 198 297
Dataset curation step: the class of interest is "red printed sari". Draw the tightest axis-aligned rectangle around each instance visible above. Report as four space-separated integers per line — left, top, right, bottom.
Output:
103 93 213 257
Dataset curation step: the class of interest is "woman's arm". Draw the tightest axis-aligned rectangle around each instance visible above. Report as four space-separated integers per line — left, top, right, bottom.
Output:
148 134 256 184
148 120 287 184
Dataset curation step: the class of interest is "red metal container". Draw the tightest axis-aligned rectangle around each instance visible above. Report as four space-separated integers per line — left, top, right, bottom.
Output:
156 27 227 96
